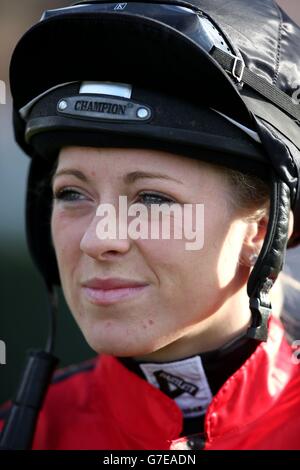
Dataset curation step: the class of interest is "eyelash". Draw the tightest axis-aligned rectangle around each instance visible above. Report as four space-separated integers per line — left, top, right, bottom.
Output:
53 188 87 202
53 188 175 206
137 192 175 206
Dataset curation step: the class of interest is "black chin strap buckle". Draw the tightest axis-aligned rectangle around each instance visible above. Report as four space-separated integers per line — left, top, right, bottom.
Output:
247 297 272 342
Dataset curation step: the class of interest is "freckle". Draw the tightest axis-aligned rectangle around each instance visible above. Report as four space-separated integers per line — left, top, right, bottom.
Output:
148 319 154 325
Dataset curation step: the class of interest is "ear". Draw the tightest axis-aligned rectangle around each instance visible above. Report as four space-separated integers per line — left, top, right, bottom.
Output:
240 210 294 267
239 214 268 267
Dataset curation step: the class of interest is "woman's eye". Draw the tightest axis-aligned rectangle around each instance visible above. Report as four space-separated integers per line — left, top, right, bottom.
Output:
53 188 87 202
137 192 175 206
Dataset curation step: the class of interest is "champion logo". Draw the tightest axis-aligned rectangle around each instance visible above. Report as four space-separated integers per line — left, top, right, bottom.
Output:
57 95 152 124
74 100 128 115
114 3 127 10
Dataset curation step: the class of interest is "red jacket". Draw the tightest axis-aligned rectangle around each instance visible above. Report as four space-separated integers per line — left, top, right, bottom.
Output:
1 316 300 450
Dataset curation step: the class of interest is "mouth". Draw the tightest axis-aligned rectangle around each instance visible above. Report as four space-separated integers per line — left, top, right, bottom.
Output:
81 277 149 306
82 285 149 306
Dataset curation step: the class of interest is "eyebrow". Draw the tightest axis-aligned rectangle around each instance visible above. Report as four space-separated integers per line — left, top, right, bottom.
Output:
52 169 89 185
124 171 183 185
52 169 183 185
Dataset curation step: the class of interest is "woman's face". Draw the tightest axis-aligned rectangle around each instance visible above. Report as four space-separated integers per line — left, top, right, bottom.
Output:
51 146 253 359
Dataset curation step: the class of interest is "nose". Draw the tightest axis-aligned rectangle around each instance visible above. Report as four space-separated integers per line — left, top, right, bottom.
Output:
80 211 131 260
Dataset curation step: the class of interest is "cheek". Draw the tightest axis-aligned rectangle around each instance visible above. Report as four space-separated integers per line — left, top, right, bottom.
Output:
216 221 247 287
51 209 85 284
134 204 244 320
134 236 210 317
200 199 246 286
135 237 229 337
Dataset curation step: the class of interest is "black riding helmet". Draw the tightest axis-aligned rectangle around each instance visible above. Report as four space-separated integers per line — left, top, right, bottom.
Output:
9 0 300 340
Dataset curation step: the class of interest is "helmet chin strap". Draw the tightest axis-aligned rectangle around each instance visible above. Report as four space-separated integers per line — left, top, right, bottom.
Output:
246 173 291 341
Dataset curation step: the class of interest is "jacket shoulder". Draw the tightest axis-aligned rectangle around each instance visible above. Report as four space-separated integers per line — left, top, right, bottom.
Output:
0 356 98 429
42 356 98 407
51 356 97 384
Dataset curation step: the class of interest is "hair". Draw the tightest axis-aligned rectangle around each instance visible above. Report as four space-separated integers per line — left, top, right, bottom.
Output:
226 170 270 220
222 167 270 222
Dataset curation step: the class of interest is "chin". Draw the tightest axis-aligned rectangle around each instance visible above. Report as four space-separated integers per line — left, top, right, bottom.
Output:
84 332 161 358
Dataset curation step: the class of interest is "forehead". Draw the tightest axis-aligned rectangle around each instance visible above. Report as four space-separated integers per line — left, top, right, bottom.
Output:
54 146 232 201
56 146 210 175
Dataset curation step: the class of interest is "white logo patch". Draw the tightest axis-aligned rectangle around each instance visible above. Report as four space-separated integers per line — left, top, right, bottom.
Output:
140 356 213 418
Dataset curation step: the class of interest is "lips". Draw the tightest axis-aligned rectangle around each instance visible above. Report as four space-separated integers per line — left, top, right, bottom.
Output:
81 277 149 306
82 277 148 290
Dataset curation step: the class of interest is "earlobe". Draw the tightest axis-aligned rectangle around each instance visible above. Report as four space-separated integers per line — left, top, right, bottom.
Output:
252 215 268 245
239 216 268 267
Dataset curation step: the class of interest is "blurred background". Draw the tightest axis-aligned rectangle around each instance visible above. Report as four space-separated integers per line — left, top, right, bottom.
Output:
0 0 300 404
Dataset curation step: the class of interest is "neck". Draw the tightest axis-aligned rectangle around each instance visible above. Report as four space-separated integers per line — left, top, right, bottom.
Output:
134 286 251 363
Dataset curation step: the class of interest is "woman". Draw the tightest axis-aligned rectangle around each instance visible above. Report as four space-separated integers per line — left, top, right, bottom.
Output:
1 0 300 450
